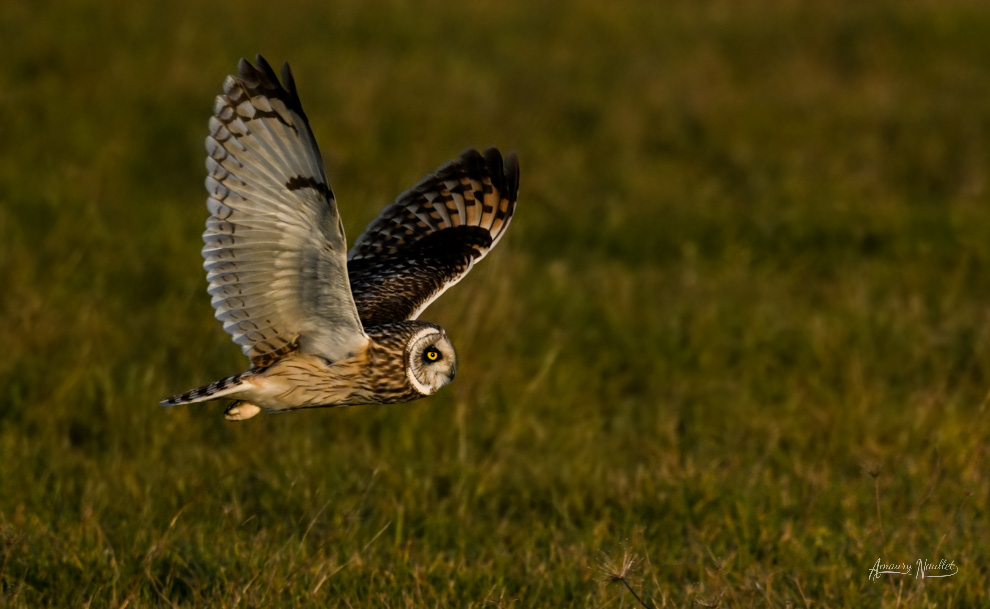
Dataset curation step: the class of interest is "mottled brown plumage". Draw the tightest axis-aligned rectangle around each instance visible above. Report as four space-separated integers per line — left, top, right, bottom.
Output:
161 56 518 420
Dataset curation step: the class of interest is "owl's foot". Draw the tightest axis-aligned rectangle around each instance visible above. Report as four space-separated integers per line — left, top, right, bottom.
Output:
224 401 262 421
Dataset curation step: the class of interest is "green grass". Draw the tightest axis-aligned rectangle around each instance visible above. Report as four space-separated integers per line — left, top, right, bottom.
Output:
2 0 990 606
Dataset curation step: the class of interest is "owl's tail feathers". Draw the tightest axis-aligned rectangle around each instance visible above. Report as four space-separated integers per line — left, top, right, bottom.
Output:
159 370 256 407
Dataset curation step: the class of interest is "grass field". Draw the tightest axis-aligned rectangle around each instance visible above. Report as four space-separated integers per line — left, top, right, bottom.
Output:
3 0 990 606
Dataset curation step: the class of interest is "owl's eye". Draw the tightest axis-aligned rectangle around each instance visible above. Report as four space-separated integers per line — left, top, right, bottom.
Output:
424 347 441 362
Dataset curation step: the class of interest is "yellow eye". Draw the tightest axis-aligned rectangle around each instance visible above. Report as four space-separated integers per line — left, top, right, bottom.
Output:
425 348 440 362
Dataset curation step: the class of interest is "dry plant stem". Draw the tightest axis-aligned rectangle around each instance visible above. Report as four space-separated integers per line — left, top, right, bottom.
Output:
874 474 886 560
870 468 898 588
601 550 650 609
620 578 650 609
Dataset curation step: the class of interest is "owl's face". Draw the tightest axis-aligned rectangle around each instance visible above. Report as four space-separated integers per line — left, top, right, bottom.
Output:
405 327 457 396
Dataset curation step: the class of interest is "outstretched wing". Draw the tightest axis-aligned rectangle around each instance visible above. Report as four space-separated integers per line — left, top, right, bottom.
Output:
203 56 367 366
347 148 519 326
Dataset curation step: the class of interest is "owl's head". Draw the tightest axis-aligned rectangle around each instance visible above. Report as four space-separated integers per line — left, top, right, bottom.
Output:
405 326 457 396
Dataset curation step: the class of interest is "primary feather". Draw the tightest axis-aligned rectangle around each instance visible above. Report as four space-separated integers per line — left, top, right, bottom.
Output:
204 56 367 367
347 148 520 326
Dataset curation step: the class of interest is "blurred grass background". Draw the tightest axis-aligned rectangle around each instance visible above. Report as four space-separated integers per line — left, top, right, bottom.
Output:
2 0 990 606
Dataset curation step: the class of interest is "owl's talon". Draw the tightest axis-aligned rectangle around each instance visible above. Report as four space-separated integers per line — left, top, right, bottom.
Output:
224 401 262 421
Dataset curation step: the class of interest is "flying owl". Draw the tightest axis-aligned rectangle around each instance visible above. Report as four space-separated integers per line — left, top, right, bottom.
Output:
161 56 519 421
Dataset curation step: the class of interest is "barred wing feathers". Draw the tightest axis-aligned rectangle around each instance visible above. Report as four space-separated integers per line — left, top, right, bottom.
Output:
204 56 367 366
347 148 519 326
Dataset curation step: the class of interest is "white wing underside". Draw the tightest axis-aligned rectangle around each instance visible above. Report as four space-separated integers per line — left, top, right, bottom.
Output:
202 58 367 365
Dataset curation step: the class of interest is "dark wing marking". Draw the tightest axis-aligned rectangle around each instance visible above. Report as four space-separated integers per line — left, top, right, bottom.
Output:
204 56 367 366
347 148 519 325
349 227 493 326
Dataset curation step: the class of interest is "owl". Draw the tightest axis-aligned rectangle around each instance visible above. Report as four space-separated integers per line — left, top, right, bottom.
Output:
161 56 519 421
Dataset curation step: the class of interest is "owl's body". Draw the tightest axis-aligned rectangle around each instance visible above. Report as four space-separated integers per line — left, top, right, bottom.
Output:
165 321 454 419
161 56 518 420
